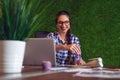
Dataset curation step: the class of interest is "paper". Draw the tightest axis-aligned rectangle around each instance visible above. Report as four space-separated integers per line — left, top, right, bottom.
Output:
64 68 92 72
51 67 68 71
64 67 120 78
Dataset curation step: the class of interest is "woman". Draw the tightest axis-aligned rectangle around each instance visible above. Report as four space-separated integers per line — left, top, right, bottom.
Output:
47 10 85 66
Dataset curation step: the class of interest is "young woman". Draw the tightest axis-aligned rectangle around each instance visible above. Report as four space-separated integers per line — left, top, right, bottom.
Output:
47 10 86 66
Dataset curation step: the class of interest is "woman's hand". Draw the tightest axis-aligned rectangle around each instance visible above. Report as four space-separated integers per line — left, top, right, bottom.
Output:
56 44 81 55
76 59 86 65
67 44 81 55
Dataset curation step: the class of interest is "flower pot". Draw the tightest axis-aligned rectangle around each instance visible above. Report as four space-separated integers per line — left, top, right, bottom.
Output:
0 40 26 73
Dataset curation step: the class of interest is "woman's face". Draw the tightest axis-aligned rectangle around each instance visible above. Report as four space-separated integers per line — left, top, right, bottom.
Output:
57 15 70 34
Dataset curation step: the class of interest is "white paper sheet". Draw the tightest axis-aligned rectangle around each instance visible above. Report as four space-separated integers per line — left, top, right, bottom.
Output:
64 67 120 78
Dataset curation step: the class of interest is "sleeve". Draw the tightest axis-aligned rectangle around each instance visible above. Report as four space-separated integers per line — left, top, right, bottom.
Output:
47 32 56 44
72 35 81 47
47 32 54 38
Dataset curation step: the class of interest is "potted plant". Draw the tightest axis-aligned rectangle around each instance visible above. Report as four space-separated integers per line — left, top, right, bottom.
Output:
0 0 53 73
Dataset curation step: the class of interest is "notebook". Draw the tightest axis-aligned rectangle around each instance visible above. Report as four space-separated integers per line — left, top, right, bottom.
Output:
23 38 57 66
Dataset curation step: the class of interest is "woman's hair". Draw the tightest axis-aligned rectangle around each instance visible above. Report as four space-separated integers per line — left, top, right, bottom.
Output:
55 10 71 44
55 10 71 24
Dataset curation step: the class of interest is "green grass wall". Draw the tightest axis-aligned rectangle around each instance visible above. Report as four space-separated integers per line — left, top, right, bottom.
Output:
34 0 120 67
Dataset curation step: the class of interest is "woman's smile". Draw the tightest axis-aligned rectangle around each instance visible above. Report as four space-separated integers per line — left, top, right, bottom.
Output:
57 15 70 33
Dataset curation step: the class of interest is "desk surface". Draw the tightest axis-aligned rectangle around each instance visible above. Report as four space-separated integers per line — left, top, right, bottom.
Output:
0 66 120 80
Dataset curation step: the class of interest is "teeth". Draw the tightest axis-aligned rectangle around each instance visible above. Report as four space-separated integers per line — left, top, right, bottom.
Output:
61 28 65 30
61 28 66 30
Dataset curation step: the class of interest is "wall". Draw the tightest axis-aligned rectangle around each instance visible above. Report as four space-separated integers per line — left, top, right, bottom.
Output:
34 0 120 67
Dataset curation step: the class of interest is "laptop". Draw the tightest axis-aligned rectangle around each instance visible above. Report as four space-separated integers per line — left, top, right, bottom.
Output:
23 38 57 66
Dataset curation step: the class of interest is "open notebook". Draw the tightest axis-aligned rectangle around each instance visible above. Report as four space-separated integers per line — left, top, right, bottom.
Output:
23 38 57 66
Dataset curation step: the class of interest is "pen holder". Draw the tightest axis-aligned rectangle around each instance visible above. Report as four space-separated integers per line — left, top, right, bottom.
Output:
42 61 51 71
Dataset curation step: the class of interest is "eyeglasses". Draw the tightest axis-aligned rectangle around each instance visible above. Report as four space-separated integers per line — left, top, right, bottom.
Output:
57 21 70 25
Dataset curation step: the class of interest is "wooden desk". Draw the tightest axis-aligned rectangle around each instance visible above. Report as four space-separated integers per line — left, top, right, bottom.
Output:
0 66 120 80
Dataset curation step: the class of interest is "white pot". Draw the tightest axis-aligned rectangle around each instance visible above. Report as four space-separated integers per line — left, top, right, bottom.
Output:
0 40 26 73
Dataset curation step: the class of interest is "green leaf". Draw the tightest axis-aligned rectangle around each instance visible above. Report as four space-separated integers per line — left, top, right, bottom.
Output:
0 0 54 40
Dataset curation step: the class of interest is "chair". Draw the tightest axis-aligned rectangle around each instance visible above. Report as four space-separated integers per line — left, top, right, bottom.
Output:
35 31 50 38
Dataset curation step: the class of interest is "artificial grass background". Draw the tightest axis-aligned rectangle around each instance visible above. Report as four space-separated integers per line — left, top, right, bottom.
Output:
34 0 120 67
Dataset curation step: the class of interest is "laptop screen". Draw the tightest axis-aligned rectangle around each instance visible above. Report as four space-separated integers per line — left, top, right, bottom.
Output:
23 38 56 66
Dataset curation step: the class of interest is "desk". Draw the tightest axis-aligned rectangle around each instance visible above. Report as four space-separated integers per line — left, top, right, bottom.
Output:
0 66 120 80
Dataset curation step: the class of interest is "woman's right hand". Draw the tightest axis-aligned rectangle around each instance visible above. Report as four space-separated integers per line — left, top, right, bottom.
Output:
56 44 81 55
66 44 81 55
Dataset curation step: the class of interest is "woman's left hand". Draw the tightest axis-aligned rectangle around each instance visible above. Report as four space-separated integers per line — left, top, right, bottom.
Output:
76 59 86 65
